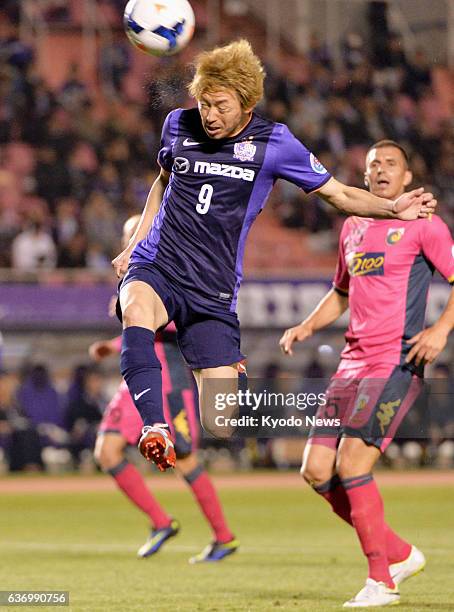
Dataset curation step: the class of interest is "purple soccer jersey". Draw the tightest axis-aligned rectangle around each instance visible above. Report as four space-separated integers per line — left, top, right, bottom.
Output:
131 108 331 310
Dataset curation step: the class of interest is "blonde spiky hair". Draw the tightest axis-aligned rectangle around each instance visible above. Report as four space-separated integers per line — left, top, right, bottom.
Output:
188 39 265 110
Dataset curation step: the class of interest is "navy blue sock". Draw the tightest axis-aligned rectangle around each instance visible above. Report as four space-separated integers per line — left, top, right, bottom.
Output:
120 326 166 427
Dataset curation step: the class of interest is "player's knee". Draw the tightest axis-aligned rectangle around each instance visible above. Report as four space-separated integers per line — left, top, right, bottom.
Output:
300 458 332 487
121 301 150 328
94 439 125 472
175 452 198 475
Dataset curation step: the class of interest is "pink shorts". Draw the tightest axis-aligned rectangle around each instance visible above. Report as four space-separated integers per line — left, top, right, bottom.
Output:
308 360 423 452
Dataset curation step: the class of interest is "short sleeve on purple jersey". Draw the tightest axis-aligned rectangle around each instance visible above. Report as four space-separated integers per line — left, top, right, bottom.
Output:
420 215 454 284
272 124 332 193
157 109 182 172
333 220 350 295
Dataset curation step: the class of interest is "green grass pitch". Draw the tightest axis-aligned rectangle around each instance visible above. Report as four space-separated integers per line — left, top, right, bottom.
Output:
2 477 454 611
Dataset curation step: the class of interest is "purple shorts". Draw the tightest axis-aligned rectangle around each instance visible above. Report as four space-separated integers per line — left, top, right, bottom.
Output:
118 262 244 369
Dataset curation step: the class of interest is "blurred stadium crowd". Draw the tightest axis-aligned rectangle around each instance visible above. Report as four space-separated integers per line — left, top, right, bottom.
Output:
0 1 453 270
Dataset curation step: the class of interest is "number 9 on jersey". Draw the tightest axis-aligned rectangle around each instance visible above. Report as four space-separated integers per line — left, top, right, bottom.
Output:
196 184 213 214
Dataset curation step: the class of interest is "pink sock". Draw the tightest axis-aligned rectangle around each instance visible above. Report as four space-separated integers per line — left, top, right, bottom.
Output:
184 466 233 543
385 528 411 565
110 460 171 529
315 475 411 565
315 475 352 523
342 474 394 588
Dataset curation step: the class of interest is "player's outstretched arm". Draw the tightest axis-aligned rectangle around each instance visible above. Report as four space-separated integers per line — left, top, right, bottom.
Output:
280 289 348 356
316 177 437 220
111 168 170 278
406 288 454 366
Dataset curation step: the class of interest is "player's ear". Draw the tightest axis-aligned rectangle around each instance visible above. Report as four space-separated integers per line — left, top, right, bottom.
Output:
364 173 369 189
403 170 413 188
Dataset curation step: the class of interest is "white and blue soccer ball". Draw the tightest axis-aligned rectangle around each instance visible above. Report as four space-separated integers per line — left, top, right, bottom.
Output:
124 0 195 57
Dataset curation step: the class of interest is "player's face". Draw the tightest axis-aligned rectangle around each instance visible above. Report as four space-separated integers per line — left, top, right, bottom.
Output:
365 146 412 200
198 89 253 140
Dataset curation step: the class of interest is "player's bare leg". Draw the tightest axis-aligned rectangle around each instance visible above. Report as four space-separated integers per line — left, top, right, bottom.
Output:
94 432 127 472
336 436 380 479
120 281 168 328
193 364 239 439
174 452 199 476
301 441 337 487
120 281 176 469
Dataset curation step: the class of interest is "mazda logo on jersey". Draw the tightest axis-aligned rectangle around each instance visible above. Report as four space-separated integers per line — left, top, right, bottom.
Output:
194 161 255 182
173 157 190 174
348 252 385 276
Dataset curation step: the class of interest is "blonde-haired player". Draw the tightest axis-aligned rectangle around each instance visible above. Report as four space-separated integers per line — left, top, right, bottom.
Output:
111 39 436 470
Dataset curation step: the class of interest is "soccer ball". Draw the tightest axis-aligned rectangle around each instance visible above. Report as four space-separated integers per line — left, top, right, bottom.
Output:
124 0 195 57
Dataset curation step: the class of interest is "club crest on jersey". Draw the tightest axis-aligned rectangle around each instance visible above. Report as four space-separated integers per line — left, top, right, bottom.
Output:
310 153 327 174
386 227 405 245
348 252 385 277
233 141 256 162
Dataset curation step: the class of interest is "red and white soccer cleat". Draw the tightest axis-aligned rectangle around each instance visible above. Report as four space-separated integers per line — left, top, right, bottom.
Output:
138 426 176 471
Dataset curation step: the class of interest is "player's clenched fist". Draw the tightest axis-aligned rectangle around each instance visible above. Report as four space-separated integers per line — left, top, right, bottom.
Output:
89 340 117 361
279 324 313 356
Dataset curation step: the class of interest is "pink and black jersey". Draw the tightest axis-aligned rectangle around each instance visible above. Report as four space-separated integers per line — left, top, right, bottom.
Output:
131 108 331 310
333 215 454 370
